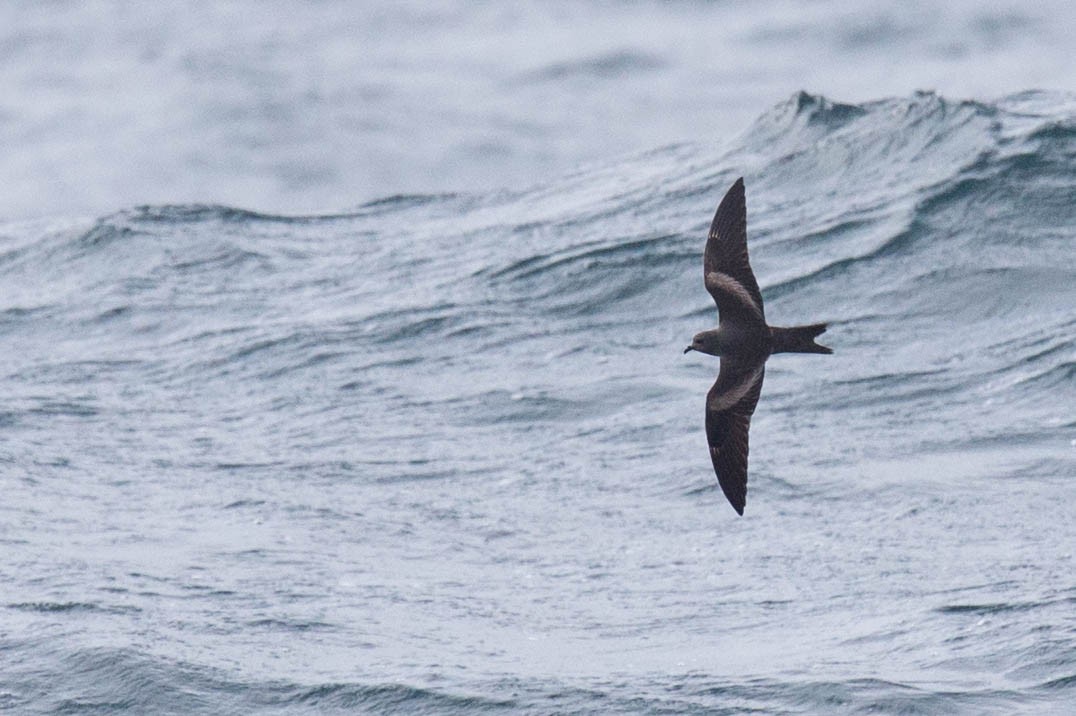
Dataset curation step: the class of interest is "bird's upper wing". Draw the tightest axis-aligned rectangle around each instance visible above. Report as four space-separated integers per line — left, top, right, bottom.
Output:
705 358 766 516
704 177 766 326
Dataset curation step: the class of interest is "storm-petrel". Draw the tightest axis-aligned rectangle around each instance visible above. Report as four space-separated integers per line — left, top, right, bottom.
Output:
684 178 832 515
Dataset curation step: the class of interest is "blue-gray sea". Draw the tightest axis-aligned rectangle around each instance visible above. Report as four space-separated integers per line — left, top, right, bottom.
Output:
2 2 1075 714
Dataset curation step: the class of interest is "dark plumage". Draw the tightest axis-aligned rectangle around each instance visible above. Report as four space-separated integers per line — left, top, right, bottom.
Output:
684 178 832 515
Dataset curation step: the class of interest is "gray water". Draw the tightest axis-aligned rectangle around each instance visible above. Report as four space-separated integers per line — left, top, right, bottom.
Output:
1 2 1075 714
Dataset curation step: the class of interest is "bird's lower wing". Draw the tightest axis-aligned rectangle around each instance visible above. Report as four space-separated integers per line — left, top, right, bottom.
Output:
706 361 766 515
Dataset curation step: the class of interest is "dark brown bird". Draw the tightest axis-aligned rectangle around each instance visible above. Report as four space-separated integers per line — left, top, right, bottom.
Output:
684 178 832 515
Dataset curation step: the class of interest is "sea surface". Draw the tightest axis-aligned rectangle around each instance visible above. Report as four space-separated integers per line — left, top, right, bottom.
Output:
2 2 1075 715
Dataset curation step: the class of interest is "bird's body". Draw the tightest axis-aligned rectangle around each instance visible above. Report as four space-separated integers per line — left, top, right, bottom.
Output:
684 178 832 515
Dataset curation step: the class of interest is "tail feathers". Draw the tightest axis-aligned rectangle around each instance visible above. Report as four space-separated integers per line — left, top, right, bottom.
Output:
771 323 832 355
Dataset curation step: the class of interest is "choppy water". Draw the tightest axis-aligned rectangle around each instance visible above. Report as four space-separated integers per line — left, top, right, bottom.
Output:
2 3 1076 716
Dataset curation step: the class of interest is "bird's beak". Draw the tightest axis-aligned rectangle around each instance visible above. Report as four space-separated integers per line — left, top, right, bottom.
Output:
683 346 693 354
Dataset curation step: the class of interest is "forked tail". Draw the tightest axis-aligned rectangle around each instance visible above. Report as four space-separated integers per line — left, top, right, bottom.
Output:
770 323 832 355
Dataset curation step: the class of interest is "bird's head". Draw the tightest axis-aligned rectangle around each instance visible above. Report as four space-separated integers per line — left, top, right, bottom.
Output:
683 329 723 356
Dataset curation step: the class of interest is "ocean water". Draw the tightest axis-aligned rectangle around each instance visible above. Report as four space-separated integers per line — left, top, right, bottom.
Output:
2 3 1075 715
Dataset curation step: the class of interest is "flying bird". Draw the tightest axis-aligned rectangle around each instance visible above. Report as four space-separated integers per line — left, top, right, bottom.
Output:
684 178 832 515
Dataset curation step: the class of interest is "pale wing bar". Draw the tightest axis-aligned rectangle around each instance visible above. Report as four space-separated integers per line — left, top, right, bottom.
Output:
705 270 764 326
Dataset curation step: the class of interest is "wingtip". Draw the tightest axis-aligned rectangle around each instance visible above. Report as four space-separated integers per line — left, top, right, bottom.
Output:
729 496 745 516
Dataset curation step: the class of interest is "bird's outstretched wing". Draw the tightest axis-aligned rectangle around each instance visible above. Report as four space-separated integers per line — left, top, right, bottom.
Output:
705 359 766 515
704 178 766 327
